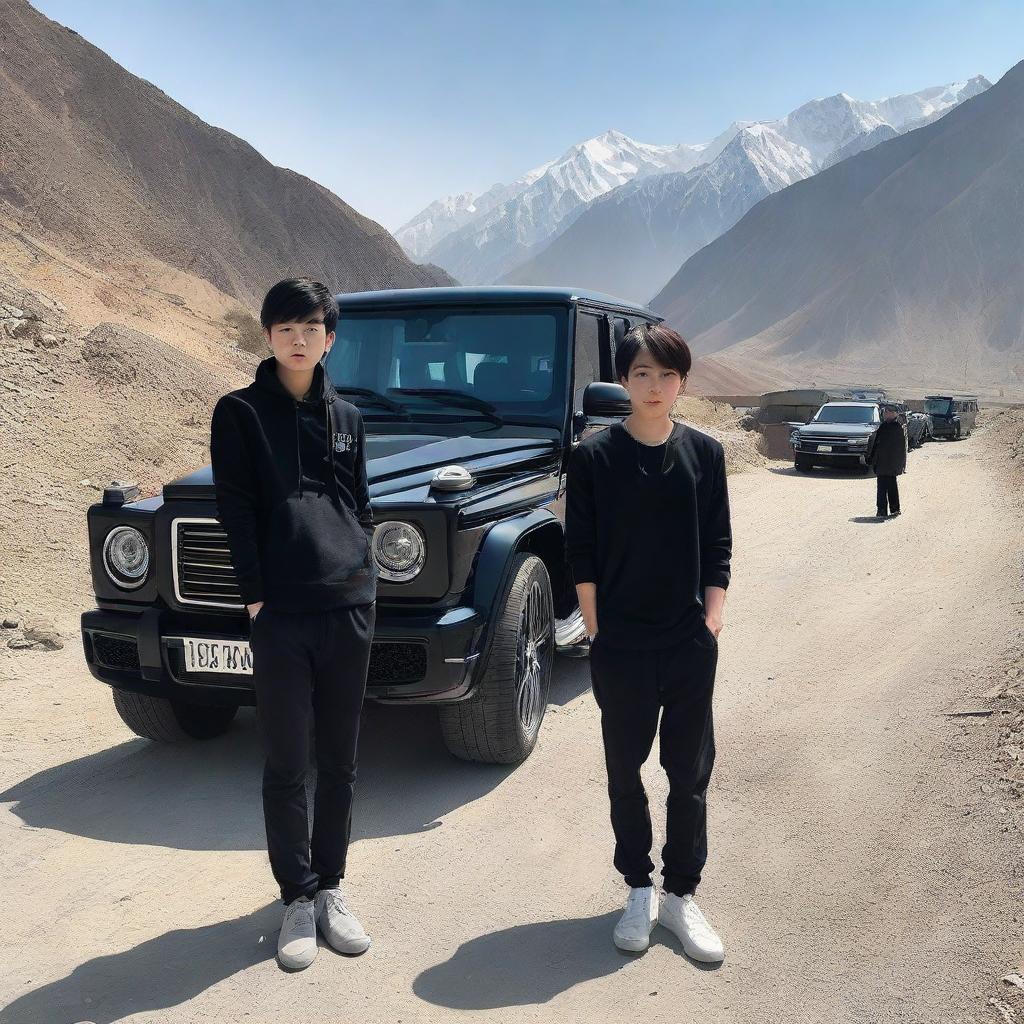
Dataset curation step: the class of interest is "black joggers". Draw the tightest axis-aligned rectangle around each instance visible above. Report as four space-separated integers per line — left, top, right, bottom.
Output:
250 602 375 904
876 474 901 516
589 624 717 897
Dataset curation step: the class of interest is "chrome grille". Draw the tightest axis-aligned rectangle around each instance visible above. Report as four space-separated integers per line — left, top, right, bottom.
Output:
173 517 243 608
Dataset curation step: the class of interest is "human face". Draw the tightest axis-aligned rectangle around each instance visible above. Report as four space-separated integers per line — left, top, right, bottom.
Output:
620 352 685 419
265 316 335 373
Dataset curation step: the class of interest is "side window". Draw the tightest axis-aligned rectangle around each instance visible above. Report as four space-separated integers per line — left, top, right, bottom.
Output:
573 311 604 410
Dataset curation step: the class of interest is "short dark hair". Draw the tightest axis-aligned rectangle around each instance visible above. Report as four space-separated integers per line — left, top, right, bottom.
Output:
614 323 692 381
260 278 339 334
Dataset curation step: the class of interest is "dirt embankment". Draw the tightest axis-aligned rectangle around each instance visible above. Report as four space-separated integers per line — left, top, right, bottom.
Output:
0 269 254 643
672 394 768 474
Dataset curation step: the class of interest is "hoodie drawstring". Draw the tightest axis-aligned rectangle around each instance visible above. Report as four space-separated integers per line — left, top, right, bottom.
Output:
295 403 303 498
325 397 343 506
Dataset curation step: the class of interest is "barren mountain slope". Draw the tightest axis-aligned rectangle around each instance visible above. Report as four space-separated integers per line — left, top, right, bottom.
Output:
651 61 1024 398
0 0 452 305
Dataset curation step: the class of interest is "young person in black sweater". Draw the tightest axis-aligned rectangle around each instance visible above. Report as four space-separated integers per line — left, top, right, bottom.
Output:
566 324 732 961
210 279 377 970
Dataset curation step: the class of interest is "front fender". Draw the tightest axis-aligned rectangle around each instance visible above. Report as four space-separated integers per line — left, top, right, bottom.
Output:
469 508 561 619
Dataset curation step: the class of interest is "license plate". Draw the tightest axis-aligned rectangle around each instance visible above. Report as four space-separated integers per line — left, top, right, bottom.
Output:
816 444 833 452
182 637 253 675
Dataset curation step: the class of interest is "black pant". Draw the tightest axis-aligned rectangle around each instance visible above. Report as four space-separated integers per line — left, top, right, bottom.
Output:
250 602 375 904
876 475 901 515
589 625 717 897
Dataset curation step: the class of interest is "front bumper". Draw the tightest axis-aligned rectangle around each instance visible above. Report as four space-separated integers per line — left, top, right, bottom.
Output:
793 441 868 465
81 602 485 707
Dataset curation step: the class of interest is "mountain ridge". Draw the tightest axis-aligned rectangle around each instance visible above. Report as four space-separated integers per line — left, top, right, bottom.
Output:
648 62 1024 396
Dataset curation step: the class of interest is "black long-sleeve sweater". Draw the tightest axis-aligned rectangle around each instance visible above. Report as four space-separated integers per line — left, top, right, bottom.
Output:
565 421 732 649
210 356 376 611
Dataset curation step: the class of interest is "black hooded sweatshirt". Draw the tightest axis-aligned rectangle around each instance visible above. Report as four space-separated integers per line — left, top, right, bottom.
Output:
210 356 376 611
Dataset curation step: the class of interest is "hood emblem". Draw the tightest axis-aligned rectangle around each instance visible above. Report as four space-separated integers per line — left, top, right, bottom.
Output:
431 464 476 492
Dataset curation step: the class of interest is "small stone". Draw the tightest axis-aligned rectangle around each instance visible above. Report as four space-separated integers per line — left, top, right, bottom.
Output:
23 622 62 650
7 637 34 649
1 618 18 629
981 783 994 794
1002 974 1024 989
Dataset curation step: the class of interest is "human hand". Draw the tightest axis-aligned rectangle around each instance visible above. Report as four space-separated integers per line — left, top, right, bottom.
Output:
704 615 723 639
247 601 264 621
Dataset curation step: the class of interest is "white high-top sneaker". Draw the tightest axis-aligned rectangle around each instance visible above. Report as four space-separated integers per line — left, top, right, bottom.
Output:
658 892 725 962
315 888 371 956
613 886 658 952
277 896 318 970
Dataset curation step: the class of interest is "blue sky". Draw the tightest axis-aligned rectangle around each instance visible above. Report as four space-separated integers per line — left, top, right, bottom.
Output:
32 0 1023 232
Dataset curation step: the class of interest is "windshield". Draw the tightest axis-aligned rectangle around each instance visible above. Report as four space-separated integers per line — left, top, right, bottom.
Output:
813 405 878 424
324 306 568 426
924 398 952 416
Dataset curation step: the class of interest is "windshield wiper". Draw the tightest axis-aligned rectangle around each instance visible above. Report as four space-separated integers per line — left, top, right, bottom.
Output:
393 388 504 424
334 387 410 417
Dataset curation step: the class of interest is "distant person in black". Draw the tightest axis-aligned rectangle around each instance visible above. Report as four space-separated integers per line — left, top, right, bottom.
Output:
211 279 377 971
866 404 907 518
565 323 732 961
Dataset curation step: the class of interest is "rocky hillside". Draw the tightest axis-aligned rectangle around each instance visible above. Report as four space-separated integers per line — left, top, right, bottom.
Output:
0 267 254 643
0 0 452 305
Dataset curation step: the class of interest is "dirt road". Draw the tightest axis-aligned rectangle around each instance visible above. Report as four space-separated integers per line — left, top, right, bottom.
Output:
2 423 1022 1024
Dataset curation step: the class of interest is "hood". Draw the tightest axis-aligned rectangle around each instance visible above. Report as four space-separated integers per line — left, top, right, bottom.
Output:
163 429 560 503
254 355 343 502
254 354 338 404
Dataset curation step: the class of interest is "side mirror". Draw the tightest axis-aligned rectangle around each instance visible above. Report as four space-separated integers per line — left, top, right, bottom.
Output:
582 381 631 419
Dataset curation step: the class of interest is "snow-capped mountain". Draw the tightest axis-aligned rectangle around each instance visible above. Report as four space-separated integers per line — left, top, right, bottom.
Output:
500 76 990 302
395 129 721 283
649 62 1024 393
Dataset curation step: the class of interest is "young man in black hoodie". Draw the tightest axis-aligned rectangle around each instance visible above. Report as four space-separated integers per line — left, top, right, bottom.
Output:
865 404 907 519
210 279 377 970
566 324 731 961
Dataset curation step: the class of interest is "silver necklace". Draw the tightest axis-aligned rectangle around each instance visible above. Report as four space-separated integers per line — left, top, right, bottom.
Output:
623 421 676 476
624 420 675 446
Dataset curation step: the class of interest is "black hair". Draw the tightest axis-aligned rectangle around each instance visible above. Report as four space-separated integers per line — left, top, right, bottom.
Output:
260 278 339 334
614 323 692 381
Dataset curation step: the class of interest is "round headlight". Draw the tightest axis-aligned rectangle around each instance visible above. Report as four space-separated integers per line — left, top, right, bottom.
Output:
103 526 150 589
372 521 426 583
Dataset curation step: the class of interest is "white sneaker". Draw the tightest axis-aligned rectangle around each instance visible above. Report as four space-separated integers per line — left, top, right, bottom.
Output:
613 886 658 952
315 888 371 956
278 896 318 970
658 892 725 962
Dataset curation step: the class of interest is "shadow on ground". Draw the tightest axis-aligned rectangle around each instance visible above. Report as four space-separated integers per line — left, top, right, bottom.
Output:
0 904 279 1024
767 465 872 480
1 655 592 851
413 912 629 1009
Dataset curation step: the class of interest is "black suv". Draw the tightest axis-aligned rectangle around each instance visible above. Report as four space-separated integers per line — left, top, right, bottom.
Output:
81 287 658 764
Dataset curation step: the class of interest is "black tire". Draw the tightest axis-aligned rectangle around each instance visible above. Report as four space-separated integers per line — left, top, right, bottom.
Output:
111 688 238 742
795 454 814 472
439 553 554 764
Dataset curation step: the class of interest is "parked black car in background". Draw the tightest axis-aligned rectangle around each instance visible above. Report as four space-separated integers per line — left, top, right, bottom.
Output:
905 410 933 448
81 287 656 764
924 395 978 440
